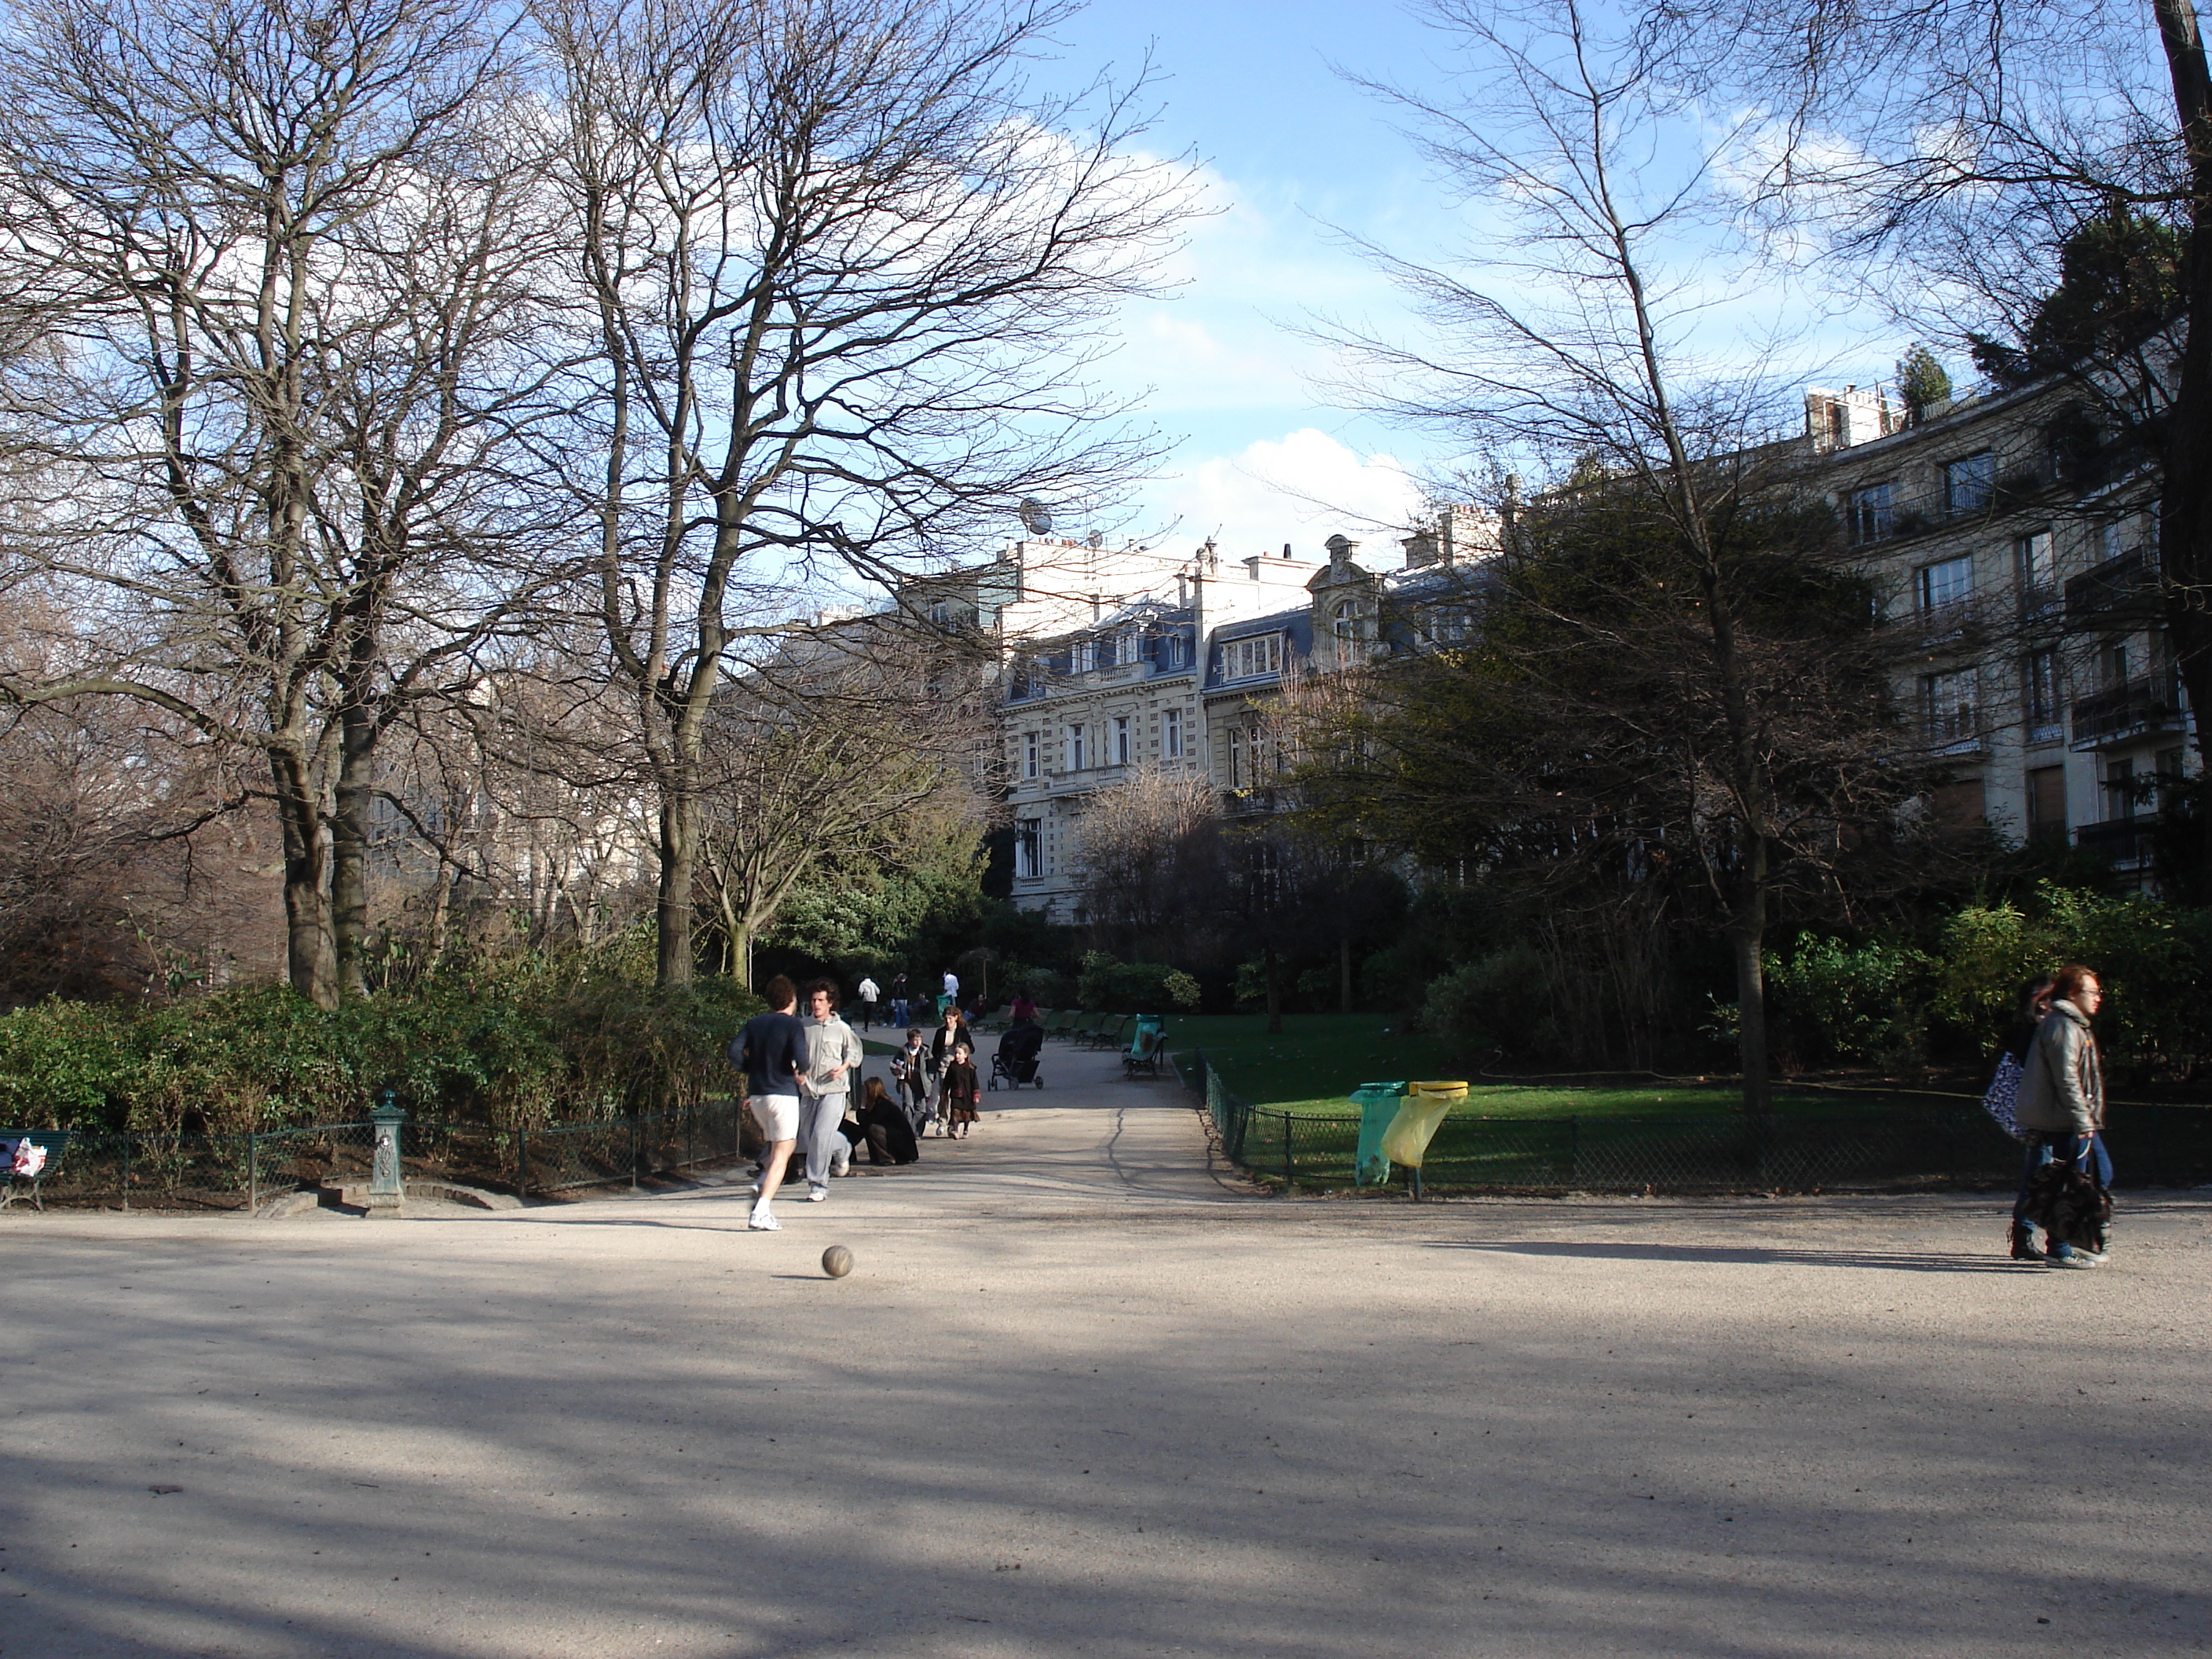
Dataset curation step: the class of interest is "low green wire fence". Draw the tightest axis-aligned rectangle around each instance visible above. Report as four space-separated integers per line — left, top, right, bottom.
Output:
1183 1052 2212 1194
10 1097 750 1211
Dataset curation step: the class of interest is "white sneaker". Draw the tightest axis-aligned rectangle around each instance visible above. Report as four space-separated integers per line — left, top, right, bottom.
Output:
748 1207 779 1231
807 1184 829 1203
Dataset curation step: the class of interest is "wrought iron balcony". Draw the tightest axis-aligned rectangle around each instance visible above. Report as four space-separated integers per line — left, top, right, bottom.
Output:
2064 551 2160 628
2070 672 2188 750
2075 814 2159 868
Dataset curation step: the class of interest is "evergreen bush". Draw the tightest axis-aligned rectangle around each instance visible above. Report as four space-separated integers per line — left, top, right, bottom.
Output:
0 947 758 1134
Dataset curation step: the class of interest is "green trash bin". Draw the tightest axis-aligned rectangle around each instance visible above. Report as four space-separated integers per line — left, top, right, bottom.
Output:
1352 1081 1406 1188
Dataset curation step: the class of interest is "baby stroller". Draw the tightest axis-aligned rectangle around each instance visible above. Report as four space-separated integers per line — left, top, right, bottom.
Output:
989 1022 1046 1090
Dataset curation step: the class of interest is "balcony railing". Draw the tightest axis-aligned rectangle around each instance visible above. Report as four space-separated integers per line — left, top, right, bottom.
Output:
2064 552 2160 628
2075 815 2159 868
2070 672 2187 750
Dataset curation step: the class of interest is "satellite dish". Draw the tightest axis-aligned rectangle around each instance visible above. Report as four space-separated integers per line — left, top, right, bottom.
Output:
1018 498 1053 537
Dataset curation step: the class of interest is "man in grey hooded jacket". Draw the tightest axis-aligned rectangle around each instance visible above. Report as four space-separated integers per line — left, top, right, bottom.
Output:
2011 964 2109 1265
798 980 865 1202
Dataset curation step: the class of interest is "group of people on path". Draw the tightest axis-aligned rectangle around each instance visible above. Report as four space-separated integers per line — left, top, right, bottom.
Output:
727 973 984 1232
849 967 980 1031
1998 962 2115 1267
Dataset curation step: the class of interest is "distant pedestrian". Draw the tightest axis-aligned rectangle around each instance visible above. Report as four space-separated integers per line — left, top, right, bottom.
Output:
941 1041 980 1138
731 976 810 1231
798 980 863 1203
939 967 959 1015
1009 989 1038 1025
856 973 881 1031
892 1027 931 1132
2013 964 2112 1267
890 972 910 1028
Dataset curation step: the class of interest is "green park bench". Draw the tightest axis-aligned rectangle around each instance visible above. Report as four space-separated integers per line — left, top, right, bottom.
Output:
2 1130 70 1211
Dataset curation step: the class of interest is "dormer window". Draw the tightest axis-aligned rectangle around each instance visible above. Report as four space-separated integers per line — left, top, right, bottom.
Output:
1221 633 1282 680
1333 599 1364 643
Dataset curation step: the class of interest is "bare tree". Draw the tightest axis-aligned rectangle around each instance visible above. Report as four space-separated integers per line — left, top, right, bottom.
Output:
0 0 571 1005
540 0 1192 987
1675 0 2212 880
1071 762 1218 950
695 617 990 985
1317 0 1936 1108
0 597 280 1003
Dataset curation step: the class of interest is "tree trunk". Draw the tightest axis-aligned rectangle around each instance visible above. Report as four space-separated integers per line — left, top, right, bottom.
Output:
427 855 456 970
2153 0 2212 889
1339 933 1353 1012
1263 939 1284 1035
657 782 698 989
1730 835 1772 1117
269 749 338 1009
330 703 375 998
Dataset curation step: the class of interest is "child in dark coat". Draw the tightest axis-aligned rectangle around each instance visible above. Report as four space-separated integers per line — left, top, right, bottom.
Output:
941 1042 981 1137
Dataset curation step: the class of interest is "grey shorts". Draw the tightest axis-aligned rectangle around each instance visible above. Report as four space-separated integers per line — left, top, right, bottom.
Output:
749 1094 800 1141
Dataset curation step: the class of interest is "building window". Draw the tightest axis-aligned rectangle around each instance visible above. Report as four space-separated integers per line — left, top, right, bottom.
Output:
1227 724 1244 788
1023 731 1040 779
1925 669 1978 745
2016 529 2055 592
2102 637 2133 688
1071 639 1097 672
1014 819 1042 878
2158 747 2187 815
2106 756 2138 821
1944 451 1996 515
1163 707 1185 758
1846 482 1893 544
1222 633 1283 681
1333 599 1363 643
1112 715 1130 765
2023 650 2061 742
1917 556 1973 610
1068 723 1086 771
2027 766 2067 839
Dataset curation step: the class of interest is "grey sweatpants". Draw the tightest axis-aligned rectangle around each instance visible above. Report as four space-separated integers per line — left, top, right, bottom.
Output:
800 1091 848 1188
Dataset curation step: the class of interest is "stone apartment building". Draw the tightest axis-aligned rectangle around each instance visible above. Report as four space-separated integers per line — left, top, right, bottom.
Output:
1804 376 2181 881
914 369 2178 928
987 514 1492 921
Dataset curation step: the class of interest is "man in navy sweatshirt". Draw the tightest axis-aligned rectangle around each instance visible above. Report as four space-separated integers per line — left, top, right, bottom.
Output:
730 975 811 1231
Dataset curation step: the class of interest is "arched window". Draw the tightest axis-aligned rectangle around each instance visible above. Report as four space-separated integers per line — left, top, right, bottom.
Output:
1333 599 1364 643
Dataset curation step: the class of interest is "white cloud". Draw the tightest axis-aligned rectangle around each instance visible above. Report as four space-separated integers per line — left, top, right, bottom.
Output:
1152 428 1426 558
1098 160 1420 419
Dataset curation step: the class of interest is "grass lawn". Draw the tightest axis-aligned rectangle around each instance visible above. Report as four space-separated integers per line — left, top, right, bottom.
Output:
1164 1012 1851 1119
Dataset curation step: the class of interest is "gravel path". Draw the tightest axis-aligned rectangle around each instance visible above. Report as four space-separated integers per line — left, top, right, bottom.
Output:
4 1039 2210 1657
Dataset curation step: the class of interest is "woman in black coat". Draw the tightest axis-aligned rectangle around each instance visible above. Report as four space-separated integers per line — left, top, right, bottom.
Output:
851 1078 919 1166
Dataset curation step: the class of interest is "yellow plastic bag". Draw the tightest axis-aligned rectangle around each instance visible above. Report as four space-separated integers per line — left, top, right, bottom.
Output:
1379 1080 1465 1170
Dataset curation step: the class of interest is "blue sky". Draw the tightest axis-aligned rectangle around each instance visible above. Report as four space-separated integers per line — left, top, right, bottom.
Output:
1043 0 1448 560
1034 0 1914 561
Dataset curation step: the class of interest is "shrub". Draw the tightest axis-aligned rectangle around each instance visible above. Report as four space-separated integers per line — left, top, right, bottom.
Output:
1416 946 1553 1060
1002 964 1075 1009
1077 952 1201 1011
0 950 759 1134
1766 934 1936 1066
1932 884 2212 1081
